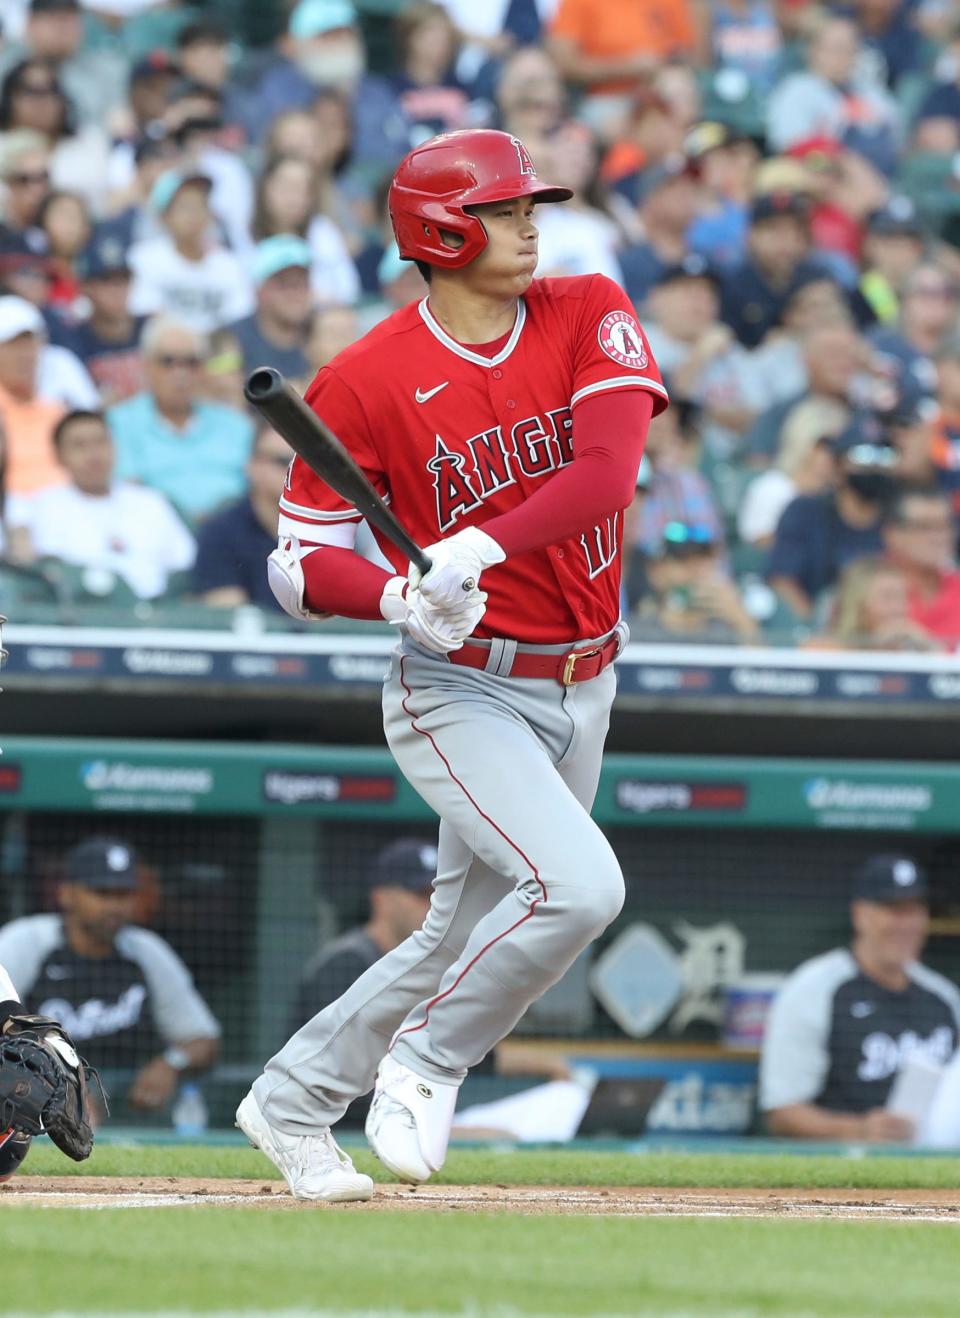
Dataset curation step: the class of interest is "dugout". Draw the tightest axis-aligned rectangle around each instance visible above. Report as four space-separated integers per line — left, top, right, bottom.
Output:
2 738 959 1136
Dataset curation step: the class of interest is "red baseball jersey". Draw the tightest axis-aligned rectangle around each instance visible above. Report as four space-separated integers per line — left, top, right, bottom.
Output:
280 273 668 642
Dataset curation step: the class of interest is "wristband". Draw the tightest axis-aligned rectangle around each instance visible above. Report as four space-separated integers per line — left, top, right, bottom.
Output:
163 1045 191 1071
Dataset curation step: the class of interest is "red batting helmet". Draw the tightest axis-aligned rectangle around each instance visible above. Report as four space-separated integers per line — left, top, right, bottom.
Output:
389 129 573 270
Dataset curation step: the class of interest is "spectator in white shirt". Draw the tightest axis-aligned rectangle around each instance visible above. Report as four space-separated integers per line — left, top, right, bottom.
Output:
6 407 196 599
128 171 255 333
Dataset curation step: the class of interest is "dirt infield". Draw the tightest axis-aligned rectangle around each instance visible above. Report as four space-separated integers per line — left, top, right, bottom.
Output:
3 1178 960 1219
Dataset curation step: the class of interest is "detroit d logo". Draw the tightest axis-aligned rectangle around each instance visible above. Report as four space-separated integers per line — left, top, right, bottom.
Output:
598 311 648 369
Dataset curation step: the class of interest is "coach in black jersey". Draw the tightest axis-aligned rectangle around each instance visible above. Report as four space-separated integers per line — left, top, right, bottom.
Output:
760 854 960 1142
0 837 220 1114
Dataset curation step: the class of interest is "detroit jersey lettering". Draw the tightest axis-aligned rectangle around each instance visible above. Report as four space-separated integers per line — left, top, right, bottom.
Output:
281 273 668 642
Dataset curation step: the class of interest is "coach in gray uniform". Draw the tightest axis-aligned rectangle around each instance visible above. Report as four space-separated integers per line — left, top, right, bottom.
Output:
760 854 960 1142
0 837 220 1112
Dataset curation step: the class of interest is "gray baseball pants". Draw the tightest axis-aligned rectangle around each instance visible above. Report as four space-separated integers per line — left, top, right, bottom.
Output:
253 632 623 1134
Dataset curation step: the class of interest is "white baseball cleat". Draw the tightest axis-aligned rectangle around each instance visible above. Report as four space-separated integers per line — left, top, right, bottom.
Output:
236 1090 374 1202
365 1054 458 1184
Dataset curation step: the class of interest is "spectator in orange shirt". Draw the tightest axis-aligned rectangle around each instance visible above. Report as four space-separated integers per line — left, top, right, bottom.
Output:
548 0 700 134
0 296 64 496
883 487 960 646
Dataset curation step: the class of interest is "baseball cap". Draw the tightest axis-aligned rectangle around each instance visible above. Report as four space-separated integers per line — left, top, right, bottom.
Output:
852 854 929 905
751 191 809 224
289 0 357 39
684 120 749 164
149 169 212 215
653 252 720 291
369 838 437 893
31 0 79 12
635 155 696 206
753 157 811 197
653 520 717 559
785 135 843 170
76 232 130 280
868 196 925 239
252 234 312 287
0 296 45 343
129 50 178 86
65 838 139 891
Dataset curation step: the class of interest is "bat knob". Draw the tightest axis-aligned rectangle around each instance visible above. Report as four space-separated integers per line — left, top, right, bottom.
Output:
461 577 477 592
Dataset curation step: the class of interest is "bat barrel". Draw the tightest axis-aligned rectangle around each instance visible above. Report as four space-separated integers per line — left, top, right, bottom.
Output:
244 367 284 405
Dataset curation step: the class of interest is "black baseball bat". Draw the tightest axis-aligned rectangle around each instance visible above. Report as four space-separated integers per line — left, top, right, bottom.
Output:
244 367 437 578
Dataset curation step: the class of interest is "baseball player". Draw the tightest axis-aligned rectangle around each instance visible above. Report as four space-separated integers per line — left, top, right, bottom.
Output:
0 959 97 1180
237 128 667 1201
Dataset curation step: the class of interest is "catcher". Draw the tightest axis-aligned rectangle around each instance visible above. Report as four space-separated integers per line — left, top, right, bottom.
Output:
0 959 99 1181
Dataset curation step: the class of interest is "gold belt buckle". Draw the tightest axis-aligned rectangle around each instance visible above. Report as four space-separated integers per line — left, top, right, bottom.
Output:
562 646 602 685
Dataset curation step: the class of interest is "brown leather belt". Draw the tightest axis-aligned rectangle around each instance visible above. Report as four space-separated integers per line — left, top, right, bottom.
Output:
447 634 620 685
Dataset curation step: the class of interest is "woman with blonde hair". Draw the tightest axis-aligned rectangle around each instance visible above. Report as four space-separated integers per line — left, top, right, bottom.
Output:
808 556 941 651
738 397 847 546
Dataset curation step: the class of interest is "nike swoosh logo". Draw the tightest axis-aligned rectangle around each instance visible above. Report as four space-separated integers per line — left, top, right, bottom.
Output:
415 382 449 403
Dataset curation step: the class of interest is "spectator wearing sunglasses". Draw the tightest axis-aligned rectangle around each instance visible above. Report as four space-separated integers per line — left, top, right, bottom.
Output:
0 130 51 250
766 419 898 620
0 58 110 210
637 520 760 643
106 316 254 523
192 421 294 611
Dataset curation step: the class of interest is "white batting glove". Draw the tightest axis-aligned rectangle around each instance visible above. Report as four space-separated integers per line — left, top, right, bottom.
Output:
380 576 486 654
409 527 506 611
268 536 328 621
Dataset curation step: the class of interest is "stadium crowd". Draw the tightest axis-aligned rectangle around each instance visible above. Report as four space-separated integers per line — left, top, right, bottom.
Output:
2 0 960 648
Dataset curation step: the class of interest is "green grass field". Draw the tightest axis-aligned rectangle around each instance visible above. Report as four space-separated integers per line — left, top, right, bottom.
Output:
5 1142 958 1318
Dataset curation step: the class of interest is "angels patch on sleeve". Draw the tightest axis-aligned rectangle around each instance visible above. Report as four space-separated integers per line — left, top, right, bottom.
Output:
597 310 649 369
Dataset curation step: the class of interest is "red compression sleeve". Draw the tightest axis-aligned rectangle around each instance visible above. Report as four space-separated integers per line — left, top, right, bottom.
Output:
481 389 654 557
300 545 395 620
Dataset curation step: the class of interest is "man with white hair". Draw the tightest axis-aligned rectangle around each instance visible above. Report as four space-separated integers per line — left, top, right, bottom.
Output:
107 316 254 521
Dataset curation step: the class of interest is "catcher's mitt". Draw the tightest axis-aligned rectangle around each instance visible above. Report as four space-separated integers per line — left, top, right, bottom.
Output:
0 1015 104 1161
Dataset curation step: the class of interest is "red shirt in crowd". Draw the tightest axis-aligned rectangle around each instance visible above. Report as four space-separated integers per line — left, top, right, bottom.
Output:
908 570 960 645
